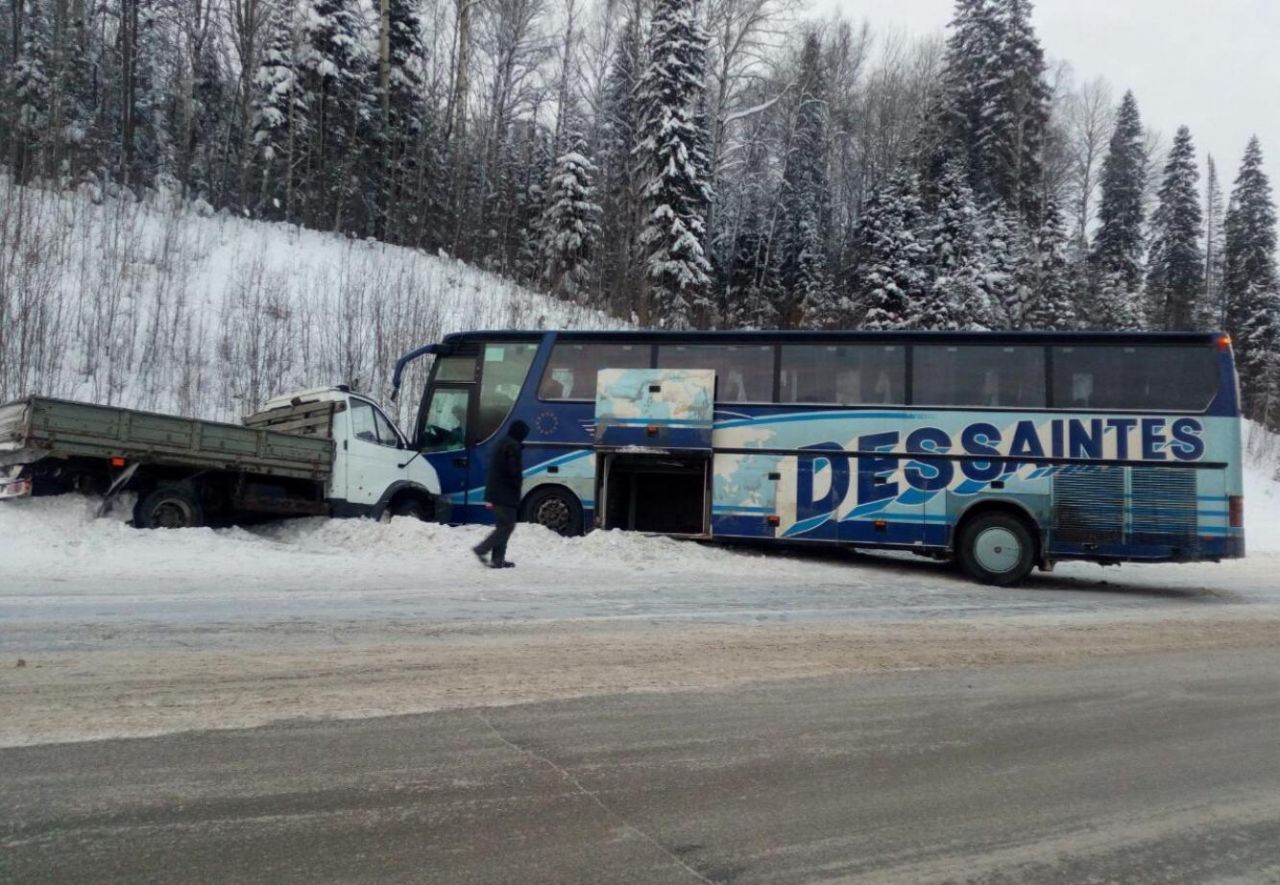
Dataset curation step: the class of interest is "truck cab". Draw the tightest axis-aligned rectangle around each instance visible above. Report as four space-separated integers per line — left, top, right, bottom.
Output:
252 387 442 521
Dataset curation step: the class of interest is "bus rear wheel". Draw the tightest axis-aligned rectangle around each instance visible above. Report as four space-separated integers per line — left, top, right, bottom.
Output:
523 487 583 537
957 512 1036 587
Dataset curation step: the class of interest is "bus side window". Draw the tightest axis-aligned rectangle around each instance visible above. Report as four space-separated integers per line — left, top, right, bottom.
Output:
913 345 1045 409
657 344 773 402
539 343 649 401
1070 372 1094 407
475 343 538 441
1052 345 1217 411
780 345 904 405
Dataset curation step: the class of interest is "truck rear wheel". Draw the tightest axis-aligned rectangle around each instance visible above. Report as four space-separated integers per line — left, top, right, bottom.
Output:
134 483 205 529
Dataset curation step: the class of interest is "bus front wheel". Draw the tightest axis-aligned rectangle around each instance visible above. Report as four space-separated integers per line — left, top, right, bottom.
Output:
957 512 1036 587
523 487 583 537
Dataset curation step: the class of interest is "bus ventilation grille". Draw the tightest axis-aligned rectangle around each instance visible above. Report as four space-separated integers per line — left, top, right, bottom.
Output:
1130 467 1198 545
1053 468 1125 545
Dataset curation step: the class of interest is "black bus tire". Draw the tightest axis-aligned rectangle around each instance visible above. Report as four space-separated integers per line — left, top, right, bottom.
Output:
957 512 1036 587
522 487 583 537
134 483 205 530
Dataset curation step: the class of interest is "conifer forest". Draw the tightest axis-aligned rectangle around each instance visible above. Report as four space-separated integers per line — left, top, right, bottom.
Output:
2 0 1278 424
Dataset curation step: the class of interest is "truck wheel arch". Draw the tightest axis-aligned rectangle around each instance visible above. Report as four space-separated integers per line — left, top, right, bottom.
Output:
372 481 438 522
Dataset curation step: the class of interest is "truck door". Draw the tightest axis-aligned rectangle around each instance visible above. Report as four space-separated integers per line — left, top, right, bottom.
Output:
343 398 411 509
416 383 475 516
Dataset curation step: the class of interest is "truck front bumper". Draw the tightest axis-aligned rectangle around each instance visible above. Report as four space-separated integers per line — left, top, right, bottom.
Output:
0 467 32 499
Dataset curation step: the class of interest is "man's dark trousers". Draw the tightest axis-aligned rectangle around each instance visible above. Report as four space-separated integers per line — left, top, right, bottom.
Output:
476 505 517 563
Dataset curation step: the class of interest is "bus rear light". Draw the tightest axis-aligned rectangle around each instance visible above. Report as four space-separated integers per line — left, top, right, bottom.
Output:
1229 496 1244 528
1218 335 1233 351
766 515 780 527
110 457 127 468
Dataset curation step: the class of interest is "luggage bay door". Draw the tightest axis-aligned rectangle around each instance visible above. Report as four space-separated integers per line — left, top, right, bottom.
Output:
594 368 715 535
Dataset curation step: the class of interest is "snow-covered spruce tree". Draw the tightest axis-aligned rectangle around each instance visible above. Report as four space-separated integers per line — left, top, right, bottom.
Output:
252 4 307 219
375 0 430 238
598 16 644 317
1024 200 1078 330
778 32 834 329
635 0 714 329
919 160 986 331
7 0 50 181
1145 125 1203 331
977 0 1050 224
1089 90 1146 330
48 0 96 180
516 130 554 285
1202 154 1227 328
132 4 173 187
936 0 992 186
186 34 227 201
300 0 368 231
983 204 1037 329
539 122 602 300
935 0 1049 226
723 210 779 329
1224 137 1280 412
854 173 929 330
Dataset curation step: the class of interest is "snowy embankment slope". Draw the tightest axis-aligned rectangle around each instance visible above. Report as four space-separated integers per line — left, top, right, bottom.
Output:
1245 420 1280 539
0 179 623 426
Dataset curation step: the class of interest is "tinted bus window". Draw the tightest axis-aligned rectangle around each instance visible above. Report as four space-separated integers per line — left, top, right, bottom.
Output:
913 345 1046 408
476 343 538 441
539 342 650 400
1053 345 1218 411
780 344 905 405
434 356 476 382
657 344 774 402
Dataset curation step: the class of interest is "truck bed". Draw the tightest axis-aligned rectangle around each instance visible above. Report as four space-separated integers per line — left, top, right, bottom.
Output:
0 397 333 480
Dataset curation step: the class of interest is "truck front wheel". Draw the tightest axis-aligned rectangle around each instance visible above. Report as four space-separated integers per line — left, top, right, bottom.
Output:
390 495 431 521
134 483 205 529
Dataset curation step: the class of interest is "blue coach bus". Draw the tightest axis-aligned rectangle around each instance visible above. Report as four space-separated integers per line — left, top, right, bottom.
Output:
392 330 1245 585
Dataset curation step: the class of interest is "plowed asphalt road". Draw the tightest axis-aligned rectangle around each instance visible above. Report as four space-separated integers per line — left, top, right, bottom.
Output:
5 649 1280 884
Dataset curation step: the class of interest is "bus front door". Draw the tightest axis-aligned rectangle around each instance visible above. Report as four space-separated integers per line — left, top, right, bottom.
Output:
417 383 475 519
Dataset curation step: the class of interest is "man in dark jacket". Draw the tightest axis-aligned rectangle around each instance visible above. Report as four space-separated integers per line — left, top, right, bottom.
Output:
472 420 529 568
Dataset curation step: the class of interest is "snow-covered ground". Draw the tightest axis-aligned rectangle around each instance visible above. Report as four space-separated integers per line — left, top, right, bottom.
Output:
0 178 623 426
2 460 1279 745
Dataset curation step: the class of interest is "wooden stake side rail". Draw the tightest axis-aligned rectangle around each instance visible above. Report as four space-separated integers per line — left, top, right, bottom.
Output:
0 397 334 481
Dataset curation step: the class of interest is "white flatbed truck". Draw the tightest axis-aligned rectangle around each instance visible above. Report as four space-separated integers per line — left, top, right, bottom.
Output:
0 387 442 528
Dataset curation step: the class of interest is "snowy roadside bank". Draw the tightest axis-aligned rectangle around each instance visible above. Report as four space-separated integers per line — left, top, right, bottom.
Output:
2 435 1278 747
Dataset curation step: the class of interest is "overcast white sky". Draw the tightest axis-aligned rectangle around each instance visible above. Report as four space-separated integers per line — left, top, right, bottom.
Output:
827 0 1279 190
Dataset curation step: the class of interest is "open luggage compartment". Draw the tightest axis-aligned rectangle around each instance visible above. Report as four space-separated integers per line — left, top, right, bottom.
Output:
599 452 709 535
